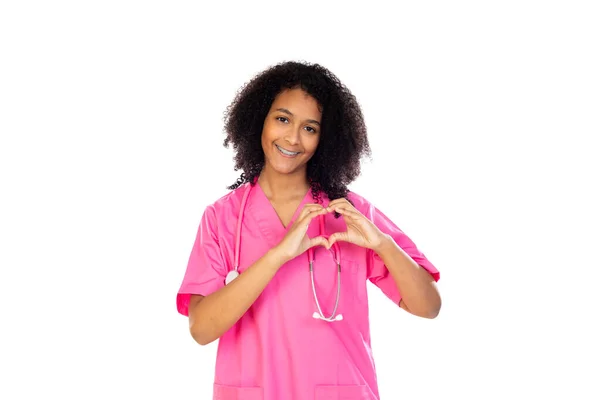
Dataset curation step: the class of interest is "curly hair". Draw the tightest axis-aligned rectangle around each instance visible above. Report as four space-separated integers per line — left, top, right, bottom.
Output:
223 60 371 205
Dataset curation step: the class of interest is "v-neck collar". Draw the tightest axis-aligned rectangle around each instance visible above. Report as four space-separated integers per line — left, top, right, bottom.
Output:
258 182 313 230
247 183 315 247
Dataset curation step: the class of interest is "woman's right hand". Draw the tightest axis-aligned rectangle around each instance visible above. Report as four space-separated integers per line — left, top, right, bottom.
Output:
274 204 330 263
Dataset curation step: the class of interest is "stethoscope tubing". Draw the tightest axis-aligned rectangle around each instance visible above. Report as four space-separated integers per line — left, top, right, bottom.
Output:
230 182 343 322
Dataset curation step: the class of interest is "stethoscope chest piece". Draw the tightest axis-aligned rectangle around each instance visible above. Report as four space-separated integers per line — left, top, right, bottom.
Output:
225 270 239 285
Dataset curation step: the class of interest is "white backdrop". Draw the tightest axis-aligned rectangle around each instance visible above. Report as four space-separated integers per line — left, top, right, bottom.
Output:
1 1 599 399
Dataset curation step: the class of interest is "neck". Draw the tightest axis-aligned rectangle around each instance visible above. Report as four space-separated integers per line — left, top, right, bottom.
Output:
258 165 310 200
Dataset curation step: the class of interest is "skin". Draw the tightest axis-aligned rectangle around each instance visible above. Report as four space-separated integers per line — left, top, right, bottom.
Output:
258 87 321 220
326 199 441 318
187 88 441 346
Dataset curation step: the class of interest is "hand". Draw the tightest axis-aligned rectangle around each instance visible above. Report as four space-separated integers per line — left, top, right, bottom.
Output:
274 204 330 263
326 199 388 250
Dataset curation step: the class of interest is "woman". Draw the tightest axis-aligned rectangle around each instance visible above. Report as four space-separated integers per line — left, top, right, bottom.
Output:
176 61 441 400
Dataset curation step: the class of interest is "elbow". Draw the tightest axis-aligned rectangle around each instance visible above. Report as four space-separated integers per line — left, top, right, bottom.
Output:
411 306 440 319
191 330 215 346
189 323 217 346
422 299 442 319
402 298 441 319
420 286 442 319
422 306 440 319
191 333 209 346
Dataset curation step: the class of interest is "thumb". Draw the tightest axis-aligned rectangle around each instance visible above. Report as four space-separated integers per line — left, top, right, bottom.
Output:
328 232 349 247
309 235 330 250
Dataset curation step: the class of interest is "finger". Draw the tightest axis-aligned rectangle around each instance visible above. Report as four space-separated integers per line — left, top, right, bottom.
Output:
327 201 355 213
327 198 351 209
301 204 324 213
307 203 325 210
328 232 349 246
309 235 330 250
299 207 327 224
294 207 327 230
297 204 325 221
330 205 361 219
303 203 325 210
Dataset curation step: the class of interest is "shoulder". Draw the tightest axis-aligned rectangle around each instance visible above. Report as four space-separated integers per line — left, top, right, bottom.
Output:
201 183 248 222
212 184 246 209
344 190 391 224
345 190 375 215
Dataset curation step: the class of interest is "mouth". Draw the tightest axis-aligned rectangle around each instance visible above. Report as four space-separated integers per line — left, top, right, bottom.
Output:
275 144 301 157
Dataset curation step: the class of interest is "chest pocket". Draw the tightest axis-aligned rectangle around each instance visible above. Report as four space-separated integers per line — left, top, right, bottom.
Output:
340 258 367 305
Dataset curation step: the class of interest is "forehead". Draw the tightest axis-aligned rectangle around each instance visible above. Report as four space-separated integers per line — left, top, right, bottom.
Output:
270 88 322 119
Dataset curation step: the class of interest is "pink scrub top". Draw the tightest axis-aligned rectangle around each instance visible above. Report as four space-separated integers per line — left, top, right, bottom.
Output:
176 182 440 400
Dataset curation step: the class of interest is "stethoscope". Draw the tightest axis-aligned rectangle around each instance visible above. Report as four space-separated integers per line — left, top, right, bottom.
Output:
225 182 343 322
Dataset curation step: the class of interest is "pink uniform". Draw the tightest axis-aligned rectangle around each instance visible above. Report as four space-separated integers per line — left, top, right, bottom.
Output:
176 182 440 400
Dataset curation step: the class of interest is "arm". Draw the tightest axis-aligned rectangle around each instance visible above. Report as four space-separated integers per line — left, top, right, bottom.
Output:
373 235 441 319
326 198 441 319
187 204 329 346
188 248 286 346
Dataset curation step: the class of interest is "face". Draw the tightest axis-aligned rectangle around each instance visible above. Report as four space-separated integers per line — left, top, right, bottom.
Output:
261 88 322 176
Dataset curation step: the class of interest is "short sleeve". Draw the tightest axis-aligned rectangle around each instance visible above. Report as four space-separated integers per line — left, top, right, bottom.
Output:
366 204 440 305
176 205 228 317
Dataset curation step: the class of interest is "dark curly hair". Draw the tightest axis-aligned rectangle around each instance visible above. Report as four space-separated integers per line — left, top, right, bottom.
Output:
223 60 371 205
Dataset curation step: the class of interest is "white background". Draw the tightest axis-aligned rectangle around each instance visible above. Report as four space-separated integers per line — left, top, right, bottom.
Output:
1 1 599 399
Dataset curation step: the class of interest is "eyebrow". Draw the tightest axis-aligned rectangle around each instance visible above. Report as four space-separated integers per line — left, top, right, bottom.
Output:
275 108 321 126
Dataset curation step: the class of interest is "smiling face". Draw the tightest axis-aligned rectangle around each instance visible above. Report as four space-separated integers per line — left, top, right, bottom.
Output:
261 88 322 177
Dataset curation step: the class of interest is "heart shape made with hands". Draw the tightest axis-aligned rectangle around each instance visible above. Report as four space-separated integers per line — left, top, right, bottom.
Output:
306 201 385 252
308 233 342 263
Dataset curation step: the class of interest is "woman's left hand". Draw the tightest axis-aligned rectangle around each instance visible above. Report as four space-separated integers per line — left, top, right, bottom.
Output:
326 199 388 250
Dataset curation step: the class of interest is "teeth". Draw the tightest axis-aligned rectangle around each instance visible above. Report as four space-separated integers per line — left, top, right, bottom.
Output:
276 145 300 156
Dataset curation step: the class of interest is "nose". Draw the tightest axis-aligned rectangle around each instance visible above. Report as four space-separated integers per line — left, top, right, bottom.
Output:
284 126 301 145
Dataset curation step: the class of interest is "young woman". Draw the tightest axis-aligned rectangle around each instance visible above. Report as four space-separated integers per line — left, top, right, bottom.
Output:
176 61 441 400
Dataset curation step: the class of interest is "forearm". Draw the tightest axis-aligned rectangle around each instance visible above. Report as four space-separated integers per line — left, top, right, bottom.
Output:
190 248 286 345
374 235 441 318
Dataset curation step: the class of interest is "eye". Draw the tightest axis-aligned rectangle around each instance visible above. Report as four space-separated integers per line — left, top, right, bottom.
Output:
305 126 318 134
276 116 289 123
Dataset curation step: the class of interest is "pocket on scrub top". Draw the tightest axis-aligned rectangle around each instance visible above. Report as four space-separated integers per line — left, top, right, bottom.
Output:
213 383 263 400
315 384 372 400
341 258 366 304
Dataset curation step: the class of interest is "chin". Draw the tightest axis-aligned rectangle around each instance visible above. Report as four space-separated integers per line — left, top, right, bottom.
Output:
266 160 303 176
271 165 299 175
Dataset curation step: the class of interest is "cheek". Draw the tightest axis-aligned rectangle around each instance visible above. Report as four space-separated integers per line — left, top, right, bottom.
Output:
261 121 281 143
261 126 273 149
